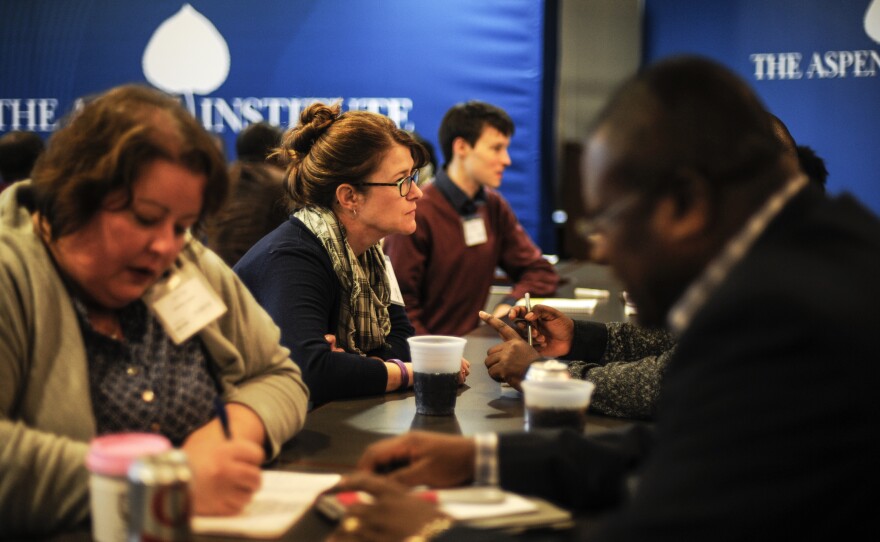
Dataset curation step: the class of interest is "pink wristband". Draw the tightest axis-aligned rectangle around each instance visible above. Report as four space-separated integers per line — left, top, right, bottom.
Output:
388 358 409 390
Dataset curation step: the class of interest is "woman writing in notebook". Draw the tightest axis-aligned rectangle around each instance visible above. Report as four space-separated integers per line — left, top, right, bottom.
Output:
0 85 309 537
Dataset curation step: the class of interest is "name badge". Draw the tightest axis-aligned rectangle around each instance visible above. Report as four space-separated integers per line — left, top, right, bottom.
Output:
142 263 228 345
384 255 405 306
463 216 488 247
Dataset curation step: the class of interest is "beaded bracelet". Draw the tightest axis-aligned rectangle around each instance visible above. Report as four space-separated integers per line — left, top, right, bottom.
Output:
388 358 409 390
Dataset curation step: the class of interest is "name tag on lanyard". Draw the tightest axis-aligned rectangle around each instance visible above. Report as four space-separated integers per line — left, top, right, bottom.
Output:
142 263 227 344
384 255 405 306
463 216 488 247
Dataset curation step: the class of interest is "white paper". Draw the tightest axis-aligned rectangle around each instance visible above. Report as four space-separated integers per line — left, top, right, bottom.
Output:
440 491 538 521
574 287 611 300
191 471 341 538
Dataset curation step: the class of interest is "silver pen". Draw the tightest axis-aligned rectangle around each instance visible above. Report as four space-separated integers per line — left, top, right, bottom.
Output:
524 292 533 346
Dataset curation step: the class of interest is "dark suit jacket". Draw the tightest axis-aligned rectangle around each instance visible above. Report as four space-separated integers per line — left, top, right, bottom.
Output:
442 187 880 541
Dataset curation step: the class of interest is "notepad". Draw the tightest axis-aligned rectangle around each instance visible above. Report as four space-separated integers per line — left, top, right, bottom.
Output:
191 471 341 539
573 287 610 300
516 297 598 317
440 490 537 521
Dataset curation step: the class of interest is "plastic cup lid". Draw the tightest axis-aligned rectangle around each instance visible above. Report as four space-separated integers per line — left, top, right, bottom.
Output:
408 335 466 373
521 379 596 409
86 433 172 477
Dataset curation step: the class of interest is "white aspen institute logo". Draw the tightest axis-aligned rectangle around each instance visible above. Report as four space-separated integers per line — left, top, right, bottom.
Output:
143 3 230 113
866 0 880 43
749 0 880 80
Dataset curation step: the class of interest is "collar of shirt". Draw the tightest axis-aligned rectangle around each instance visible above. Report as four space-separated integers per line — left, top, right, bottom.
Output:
434 167 486 217
666 173 809 336
70 295 150 342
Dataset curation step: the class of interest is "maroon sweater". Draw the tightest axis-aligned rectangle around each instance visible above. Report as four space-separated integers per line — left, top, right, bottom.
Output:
384 173 558 336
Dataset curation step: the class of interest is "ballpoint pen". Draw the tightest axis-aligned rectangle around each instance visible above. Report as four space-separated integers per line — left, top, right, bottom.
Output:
525 292 533 347
214 396 232 440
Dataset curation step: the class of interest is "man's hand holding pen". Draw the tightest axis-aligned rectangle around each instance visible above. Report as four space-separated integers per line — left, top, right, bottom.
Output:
479 302 576 390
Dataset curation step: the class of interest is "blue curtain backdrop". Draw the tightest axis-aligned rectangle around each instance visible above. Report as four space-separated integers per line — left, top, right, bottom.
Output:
644 0 880 216
0 0 557 249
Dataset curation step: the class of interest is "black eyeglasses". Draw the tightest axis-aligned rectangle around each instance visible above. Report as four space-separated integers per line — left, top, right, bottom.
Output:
575 192 641 240
358 169 420 197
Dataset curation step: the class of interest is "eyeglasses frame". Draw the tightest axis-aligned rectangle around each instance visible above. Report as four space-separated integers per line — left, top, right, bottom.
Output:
575 191 643 240
357 169 421 197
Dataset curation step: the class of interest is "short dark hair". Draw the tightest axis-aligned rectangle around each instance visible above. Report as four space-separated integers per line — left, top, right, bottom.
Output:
21 84 229 239
438 101 514 167
410 132 437 175
236 122 283 163
0 131 45 183
277 102 429 210
769 114 797 158
796 145 828 192
592 56 785 204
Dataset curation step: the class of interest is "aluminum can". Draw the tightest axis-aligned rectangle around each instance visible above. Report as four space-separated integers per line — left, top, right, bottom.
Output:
525 359 571 382
127 449 193 542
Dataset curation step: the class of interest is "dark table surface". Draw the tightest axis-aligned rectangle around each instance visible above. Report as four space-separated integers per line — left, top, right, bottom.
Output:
46 261 635 542
266 261 634 540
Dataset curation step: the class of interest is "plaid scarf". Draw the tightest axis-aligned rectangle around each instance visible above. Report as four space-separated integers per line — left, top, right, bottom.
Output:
294 205 391 354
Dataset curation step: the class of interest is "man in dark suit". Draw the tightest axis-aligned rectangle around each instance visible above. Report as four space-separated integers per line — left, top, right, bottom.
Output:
326 56 880 541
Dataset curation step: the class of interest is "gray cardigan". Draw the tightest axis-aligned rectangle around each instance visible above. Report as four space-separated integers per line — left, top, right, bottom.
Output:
0 183 309 536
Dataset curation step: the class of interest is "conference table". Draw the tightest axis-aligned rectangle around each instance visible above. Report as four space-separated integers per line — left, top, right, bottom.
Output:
262 260 635 540
47 261 637 541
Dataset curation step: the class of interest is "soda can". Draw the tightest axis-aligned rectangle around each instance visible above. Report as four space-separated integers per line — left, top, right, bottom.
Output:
525 359 571 382
127 449 193 542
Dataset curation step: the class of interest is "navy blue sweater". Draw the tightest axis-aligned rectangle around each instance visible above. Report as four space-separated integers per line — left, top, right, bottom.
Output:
235 216 413 406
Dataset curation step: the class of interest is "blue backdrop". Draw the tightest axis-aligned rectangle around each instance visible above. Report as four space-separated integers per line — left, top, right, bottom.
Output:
644 0 880 216
0 0 556 248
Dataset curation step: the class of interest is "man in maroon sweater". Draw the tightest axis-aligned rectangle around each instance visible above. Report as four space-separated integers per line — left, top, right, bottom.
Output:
383 101 559 337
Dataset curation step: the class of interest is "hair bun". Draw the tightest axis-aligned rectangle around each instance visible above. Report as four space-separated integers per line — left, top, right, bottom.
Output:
287 102 342 156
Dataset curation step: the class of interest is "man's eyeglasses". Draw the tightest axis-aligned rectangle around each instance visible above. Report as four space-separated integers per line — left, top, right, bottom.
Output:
358 169 420 197
575 192 642 240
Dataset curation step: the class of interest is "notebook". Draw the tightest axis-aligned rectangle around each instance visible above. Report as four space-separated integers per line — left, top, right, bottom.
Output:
191 471 341 539
515 297 599 317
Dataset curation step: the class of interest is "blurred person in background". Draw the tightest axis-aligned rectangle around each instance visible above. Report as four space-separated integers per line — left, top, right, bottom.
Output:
478 112 831 420
207 121 289 266
0 130 45 194
384 101 559 337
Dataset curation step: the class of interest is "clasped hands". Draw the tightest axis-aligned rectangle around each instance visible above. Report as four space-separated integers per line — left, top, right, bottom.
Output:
480 303 575 390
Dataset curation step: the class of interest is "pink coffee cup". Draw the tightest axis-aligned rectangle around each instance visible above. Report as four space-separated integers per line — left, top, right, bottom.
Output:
86 433 172 542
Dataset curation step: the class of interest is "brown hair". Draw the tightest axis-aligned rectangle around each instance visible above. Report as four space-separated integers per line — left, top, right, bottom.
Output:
438 101 514 167
21 84 229 239
206 162 288 266
277 102 429 210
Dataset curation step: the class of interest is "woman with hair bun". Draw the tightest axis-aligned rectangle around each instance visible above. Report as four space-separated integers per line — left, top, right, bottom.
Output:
236 103 468 406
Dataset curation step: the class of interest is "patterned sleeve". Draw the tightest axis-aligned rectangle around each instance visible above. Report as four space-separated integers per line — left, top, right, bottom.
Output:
568 322 676 420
